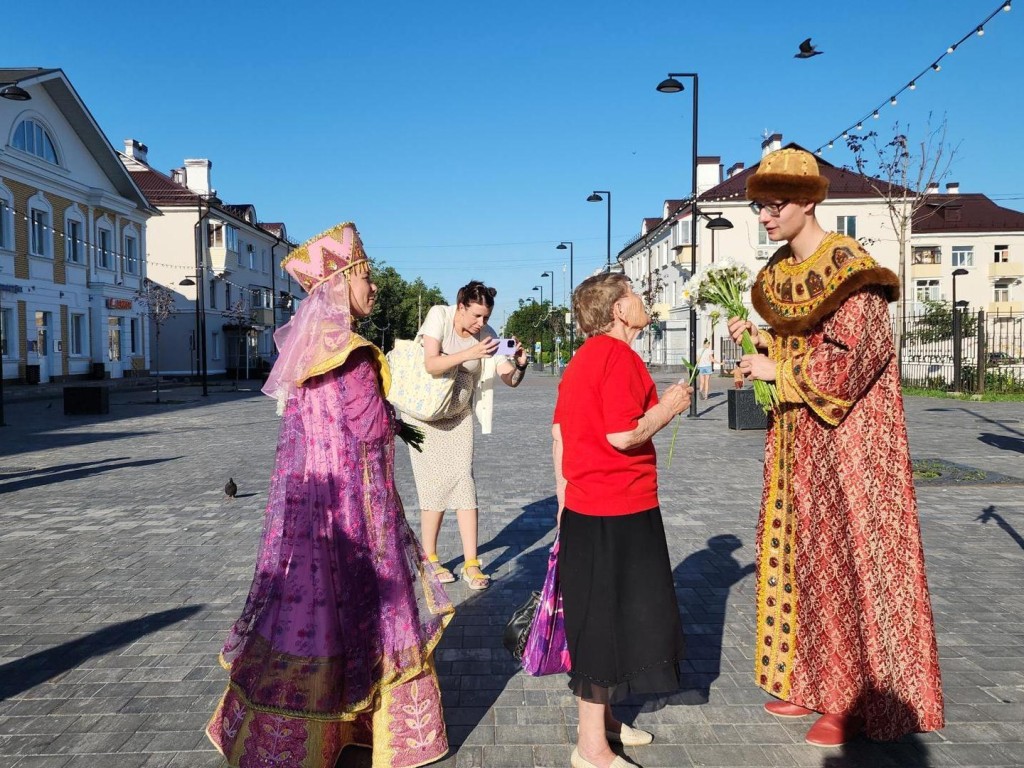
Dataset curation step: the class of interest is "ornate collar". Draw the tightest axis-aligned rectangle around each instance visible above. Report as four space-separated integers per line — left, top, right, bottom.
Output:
752 233 899 335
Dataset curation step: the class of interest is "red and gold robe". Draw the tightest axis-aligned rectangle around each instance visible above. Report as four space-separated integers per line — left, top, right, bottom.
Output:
751 233 944 740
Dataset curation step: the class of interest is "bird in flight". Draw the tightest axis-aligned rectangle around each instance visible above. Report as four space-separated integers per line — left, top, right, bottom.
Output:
795 38 823 58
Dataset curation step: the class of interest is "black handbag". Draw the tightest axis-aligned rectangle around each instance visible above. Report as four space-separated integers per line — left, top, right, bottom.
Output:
502 590 540 661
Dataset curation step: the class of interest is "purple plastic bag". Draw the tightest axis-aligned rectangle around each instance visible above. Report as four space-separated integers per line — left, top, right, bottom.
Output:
522 533 571 676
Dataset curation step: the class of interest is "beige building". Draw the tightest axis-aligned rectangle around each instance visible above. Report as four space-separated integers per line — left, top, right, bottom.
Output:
121 144 297 378
0 68 154 384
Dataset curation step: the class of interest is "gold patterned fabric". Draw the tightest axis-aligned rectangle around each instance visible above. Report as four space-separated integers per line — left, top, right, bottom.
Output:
751 238 944 740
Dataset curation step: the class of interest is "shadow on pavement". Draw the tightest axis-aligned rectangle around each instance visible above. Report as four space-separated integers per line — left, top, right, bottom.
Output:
977 432 1024 454
639 533 754 712
0 455 182 493
0 605 204 701
475 496 557 577
977 504 1024 551
0 431 160 457
821 690 934 768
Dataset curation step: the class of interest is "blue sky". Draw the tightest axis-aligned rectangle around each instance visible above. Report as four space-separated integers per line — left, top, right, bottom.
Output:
5 0 1022 327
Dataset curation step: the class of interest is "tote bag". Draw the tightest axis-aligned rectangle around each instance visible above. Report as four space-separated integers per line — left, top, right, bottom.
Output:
521 532 571 676
385 338 457 422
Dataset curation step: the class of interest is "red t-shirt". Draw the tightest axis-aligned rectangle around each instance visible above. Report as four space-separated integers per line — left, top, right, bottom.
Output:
553 334 659 516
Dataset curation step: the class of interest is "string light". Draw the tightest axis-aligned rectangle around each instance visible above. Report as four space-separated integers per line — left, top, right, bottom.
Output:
812 0 1009 155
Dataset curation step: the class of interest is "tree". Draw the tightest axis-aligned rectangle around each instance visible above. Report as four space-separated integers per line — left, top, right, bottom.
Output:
505 299 557 363
845 117 958 364
134 279 175 403
638 272 667 362
224 298 254 386
356 263 445 351
907 299 978 344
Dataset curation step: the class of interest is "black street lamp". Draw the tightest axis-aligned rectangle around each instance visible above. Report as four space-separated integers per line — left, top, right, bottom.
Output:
178 196 215 396
658 71 701 417
587 190 612 269
556 241 575 359
952 267 969 391
542 270 555 373
0 83 31 101
533 285 544 369
702 212 734 265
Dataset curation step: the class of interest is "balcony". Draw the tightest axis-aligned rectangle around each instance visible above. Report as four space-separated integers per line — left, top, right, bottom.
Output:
251 307 275 327
206 246 238 275
988 301 1023 314
990 261 1024 278
910 263 943 279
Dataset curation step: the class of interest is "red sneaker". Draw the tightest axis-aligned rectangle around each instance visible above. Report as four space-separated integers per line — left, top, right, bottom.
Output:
805 713 864 747
764 699 816 718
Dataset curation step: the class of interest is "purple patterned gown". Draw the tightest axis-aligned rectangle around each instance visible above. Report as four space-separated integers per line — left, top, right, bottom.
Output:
207 344 454 768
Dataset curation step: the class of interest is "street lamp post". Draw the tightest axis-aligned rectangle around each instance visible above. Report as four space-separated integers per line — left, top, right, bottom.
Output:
0 287 6 427
556 241 574 359
587 190 612 269
542 270 555 374
952 268 969 391
657 71 700 416
532 285 544 368
179 195 213 396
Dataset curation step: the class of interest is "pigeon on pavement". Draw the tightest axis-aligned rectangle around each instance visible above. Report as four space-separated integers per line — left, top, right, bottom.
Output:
225 478 237 498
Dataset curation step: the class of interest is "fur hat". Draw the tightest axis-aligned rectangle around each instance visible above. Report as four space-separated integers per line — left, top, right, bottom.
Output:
746 148 829 203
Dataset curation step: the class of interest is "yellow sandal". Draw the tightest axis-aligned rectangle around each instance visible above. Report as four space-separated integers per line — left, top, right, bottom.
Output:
427 553 456 584
459 559 491 591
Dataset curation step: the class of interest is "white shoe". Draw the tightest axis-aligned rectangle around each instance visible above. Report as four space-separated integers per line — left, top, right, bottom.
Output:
606 723 653 746
570 747 632 768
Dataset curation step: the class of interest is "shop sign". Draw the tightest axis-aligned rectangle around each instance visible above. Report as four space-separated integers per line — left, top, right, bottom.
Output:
106 298 133 310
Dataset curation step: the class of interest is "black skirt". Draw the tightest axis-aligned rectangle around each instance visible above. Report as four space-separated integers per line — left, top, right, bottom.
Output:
558 506 684 704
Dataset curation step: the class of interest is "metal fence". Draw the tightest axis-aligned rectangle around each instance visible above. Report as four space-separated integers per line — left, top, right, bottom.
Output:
712 309 1024 393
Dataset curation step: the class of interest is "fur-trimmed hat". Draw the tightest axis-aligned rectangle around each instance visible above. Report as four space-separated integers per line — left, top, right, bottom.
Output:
746 148 829 203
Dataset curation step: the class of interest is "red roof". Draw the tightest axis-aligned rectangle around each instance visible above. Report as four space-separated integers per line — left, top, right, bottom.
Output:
127 166 200 206
913 194 1024 234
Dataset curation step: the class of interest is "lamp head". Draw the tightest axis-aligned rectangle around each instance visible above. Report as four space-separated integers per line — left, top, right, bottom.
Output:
586 193 603 202
705 214 734 231
556 243 567 250
952 268 969 277
0 83 31 101
656 77 684 93
179 277 196 286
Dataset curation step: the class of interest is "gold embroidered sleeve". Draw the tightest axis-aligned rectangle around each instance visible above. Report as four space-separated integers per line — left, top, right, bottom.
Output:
782 353 854 426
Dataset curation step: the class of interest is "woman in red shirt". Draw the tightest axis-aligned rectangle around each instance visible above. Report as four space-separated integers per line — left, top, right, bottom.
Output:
552 273 691 768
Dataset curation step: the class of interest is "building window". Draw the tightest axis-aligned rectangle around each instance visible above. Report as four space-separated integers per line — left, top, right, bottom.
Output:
915 279 940 303
30 209 50 256
994 244 1009 263
130 317 140 355
912 246 941 265
226 225 238 253
262 248 268 272
107 317 122 361
249 245 257 270
0 195 11 250
237 242 245 267
208 278 217 309
12 119 58 164
994 280 1012 303
123 235 138 274
951 246 974 268
225 283 232 308
836 216 857 239
0 307 12 357
212 331 221 360
208 222 224 248
97 227 113 269
70 313 87 356
66 219 83 263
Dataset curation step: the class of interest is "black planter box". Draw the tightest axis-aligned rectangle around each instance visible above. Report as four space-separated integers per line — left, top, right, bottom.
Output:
728 387 768 430
63 386 110 416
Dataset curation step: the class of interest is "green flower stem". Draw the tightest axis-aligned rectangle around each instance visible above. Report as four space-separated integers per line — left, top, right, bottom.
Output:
666 362 702 469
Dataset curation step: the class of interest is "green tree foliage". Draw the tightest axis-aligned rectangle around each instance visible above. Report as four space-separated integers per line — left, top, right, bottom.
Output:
505 299 572 364
357 264 445 351
908 299 977 344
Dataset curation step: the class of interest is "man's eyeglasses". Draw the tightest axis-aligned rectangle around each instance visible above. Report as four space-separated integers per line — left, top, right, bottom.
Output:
749 200 790 217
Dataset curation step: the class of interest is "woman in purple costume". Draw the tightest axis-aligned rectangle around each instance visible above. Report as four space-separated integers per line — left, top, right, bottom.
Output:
206 222 454 768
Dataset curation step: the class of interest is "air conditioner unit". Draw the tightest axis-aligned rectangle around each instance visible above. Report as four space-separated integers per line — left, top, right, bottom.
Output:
756 248 772 260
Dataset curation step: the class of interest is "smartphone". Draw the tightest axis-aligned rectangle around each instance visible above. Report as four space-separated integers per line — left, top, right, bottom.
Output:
492 338 517 355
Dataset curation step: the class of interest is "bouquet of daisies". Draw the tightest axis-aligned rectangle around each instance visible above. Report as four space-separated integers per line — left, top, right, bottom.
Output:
666 260 778 467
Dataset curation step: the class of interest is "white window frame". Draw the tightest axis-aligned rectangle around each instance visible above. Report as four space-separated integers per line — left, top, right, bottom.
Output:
915 279 940 303
836 215 857 239
994 280 1013 303
208 278 217 310
212 331 222 360
65 209 85 264
122 230 139 274
951 245 974 268
129 317 141 355
912 246 941 265
96 224 114 270
226 225 238 253
28 194 53 258
994 244 1009 263
11 117 60 165
0 182 14 251
70 313 87 356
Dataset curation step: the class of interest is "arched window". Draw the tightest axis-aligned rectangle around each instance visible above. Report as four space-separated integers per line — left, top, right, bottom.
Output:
12 119 59 164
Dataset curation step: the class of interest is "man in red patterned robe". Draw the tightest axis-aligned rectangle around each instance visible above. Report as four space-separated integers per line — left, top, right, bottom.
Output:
729 148 944 746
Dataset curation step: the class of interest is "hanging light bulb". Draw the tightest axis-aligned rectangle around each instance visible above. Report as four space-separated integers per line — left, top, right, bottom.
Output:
977 25 985 35
856 123 863 130
932 62 942 71
828 141 834 149
842 131 849 139
816 149 822 156
1003 2 1011 11
890 96 898 106
873 110 880 119
909 80 917 90
947 44 956 53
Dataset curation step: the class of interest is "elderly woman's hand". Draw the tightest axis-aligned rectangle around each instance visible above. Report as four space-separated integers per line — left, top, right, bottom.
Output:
660 382 692 416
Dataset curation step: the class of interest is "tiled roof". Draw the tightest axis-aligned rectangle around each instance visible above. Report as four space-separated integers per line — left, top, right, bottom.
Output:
913 194 1024 234
127 166 199 206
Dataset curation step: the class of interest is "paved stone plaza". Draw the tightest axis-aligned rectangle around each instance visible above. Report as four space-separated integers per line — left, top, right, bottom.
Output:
0 374 1022 768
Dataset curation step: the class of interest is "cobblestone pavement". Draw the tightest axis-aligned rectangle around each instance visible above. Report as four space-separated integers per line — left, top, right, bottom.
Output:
0 374 1022 768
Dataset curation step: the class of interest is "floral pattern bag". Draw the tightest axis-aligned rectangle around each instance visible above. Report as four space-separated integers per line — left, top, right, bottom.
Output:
522 532 571 676
385 338 458 422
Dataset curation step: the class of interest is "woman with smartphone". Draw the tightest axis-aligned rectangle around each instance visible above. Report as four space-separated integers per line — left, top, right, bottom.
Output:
408 280 529 590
